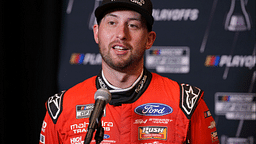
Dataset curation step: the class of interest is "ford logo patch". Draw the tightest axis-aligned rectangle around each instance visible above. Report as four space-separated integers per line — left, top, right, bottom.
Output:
104 134 110 139
134 103 173 116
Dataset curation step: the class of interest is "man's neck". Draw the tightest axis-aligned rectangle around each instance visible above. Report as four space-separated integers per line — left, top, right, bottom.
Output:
101 61 144 89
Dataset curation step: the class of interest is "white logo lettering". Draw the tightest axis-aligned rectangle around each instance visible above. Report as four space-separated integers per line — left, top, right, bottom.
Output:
135 75 147 93
149 118 173 124
142 105 165 114
134 119 148 124
130 0 145 6
41 121 47 132
219 55 256 69
83 53 102 65
98 77 107 89
70 136 83 144
153 9 199 21
142 127 165 134
70 121 113 134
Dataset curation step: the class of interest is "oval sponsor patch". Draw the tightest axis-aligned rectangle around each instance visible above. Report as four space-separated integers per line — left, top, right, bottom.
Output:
134 103 173 116
104 134 110 139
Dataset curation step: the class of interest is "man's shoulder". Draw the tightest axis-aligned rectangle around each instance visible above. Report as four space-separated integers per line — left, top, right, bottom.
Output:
151 72 204 119
65 76 97 94
151 72 203 92
62 76 97 106
45 76 97 124
151 72 175 82
151 72 179 87
46 91 66 124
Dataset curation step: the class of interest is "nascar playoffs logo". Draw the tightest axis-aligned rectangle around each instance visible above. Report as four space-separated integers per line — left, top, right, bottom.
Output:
70 53 102 65
205 55 256 69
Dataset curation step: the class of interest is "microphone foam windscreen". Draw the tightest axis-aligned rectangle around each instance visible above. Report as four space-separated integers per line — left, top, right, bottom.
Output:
94 88 112 103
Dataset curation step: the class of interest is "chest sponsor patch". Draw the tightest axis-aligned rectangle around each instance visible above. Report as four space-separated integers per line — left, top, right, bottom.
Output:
134 103 173 116
76 104 106 119
138 126 167 140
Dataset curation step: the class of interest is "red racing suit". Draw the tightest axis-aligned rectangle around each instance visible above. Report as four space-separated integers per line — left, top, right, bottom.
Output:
39 70 219 144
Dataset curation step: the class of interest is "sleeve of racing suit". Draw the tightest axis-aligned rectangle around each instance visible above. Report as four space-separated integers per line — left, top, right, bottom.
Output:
39 91 65 144
39 107 60 144
187 98 220 144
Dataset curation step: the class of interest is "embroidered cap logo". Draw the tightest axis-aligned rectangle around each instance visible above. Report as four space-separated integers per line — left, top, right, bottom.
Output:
130 0 145 6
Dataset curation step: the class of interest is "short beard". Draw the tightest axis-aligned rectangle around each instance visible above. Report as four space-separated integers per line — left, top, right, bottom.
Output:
98 41 146 72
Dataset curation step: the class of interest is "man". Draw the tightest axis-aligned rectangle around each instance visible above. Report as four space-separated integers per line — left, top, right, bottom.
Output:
39 0 219 143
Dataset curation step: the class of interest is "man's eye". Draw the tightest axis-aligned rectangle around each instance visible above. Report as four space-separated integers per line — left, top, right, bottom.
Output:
108 21 116 25
129 24 136 28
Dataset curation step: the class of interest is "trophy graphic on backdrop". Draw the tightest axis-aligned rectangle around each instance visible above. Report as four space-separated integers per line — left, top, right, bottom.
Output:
224 0 251 31
222 0 252 79
200 0 251 53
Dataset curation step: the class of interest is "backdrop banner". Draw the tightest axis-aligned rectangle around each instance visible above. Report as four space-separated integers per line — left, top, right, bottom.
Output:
58 0 255 143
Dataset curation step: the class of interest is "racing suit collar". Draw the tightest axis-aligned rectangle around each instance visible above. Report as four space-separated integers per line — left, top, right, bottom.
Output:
96 67 152 106
101 69 144 92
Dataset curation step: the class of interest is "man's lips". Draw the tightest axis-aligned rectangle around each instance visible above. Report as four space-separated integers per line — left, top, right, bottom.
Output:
112 45 129 51
111 44 130 55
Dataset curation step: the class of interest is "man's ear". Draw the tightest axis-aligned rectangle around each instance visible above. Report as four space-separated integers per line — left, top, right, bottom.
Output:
93 24 99 44
146 31 156 50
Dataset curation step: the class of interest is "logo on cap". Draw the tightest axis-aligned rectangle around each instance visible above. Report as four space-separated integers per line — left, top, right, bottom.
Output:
130 0 145 6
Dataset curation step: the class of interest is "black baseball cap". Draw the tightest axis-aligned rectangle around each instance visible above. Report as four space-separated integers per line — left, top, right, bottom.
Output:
95 0 154 31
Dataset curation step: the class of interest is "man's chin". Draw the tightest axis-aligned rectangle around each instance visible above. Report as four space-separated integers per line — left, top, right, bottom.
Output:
107 62 132 71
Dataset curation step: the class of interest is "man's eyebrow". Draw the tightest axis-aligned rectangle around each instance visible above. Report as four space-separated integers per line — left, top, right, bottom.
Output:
128 17 142 21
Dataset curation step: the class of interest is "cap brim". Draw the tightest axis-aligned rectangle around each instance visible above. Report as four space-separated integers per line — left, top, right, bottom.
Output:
95 2 154 26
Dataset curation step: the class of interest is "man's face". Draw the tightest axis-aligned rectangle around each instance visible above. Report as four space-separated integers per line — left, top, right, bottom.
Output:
93 10 156 71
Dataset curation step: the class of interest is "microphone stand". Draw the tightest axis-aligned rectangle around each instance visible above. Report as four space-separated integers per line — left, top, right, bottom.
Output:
95 123 104 144
84 100 105 144
84 121 104 144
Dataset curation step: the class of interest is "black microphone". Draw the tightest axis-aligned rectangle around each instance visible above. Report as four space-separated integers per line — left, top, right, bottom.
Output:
84 88 111 144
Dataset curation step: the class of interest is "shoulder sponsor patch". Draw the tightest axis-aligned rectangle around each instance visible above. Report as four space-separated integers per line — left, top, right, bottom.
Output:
180 84 203 119
134 103 173 116
208 121 216 129
47 91 65 124
138 126 167 140
211 131 219 143
204 110 212 118
40 133 45 144
76 104 106 119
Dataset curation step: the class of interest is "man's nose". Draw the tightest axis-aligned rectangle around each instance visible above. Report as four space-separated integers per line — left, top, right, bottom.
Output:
116 24 129 40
